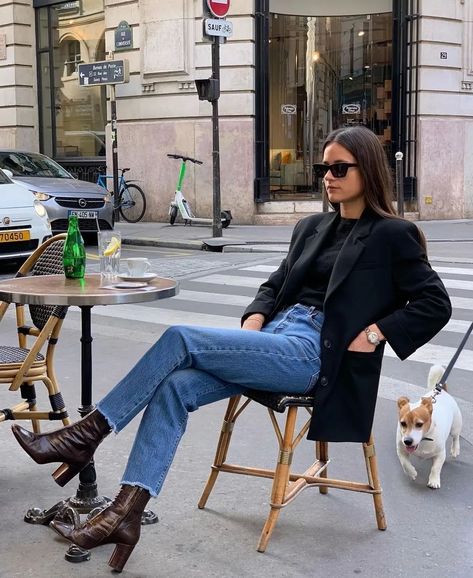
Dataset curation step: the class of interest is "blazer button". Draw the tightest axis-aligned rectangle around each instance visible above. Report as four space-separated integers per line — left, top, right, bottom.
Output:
320 376 328 387
323 339 332 349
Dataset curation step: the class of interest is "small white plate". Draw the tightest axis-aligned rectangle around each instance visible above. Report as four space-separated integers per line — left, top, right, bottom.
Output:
117 273 157 283
113 281 148 289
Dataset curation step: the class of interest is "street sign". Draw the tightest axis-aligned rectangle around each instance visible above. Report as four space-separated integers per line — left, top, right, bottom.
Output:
204 18 233 37
115 21 133 51
78 60 129 86
207 0 230 18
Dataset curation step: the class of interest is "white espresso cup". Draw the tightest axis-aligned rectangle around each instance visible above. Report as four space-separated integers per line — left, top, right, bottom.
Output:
124 258 151 277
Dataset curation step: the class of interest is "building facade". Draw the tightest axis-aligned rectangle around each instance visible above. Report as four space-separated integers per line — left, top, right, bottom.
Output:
1 0 473 222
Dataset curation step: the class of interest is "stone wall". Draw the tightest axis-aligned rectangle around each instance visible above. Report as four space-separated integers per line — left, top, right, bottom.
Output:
417 0 473 219
0 0 37 150
105 0 256 222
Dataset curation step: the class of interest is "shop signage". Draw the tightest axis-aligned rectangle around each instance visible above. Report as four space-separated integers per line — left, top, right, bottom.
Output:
204 18 233 37
0 34 6 60
115 21 133 51
342 103 361 114
207 0 230 18
56 1 81 16
78 60 129 86
281 104 297 115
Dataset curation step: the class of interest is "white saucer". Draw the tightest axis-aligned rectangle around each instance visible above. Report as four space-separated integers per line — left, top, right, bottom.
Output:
113 281 148 289
118 273 157 283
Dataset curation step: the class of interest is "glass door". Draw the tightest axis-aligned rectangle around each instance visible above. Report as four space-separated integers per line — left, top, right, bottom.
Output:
36 1 106 162
269 11 392 199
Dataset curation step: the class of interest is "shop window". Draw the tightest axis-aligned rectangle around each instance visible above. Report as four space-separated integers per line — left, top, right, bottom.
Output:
269 11 392 199
36 0 106 160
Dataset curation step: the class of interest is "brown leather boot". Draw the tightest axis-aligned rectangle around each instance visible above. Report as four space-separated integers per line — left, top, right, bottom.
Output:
11 409 111 487
51 485 151 572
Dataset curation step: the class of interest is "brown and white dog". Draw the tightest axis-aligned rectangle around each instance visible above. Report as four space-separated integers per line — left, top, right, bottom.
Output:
396 365 462 489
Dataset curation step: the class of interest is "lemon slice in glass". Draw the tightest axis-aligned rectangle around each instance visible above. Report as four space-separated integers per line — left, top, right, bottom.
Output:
103 236 120 256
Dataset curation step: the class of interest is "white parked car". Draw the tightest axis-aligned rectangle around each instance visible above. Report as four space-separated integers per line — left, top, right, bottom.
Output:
0 168 51 262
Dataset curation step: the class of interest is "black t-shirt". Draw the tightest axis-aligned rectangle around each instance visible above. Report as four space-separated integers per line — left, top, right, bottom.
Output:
290 217 358 310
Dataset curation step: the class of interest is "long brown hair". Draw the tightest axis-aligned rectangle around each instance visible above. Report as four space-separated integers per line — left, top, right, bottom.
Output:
322 126 428 252
322 126 396 218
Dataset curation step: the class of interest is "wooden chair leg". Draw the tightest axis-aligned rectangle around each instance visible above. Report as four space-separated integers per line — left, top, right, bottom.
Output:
363 435 387 530
316 440 329 494
198 395 242 509
257 406 298 553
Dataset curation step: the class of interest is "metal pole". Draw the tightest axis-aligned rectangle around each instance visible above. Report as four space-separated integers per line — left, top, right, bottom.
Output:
395 151 404 217
110 83 120 222
211 37 222 238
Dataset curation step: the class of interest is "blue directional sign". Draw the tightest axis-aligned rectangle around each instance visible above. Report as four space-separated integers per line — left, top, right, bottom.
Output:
78 60 129 87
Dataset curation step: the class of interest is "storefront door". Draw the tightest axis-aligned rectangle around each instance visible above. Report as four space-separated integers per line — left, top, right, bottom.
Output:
35 0 106 180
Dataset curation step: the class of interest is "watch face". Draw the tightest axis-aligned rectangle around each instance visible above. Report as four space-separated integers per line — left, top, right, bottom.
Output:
367 332 379 344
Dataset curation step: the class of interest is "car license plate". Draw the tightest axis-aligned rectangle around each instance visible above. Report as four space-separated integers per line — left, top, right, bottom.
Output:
0 230 31 242
68 210 98 219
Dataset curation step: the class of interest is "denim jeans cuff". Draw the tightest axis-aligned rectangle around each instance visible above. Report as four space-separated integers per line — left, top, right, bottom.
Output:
120 479 157 498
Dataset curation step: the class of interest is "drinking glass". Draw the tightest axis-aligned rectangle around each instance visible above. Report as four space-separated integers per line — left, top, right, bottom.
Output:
98 231 121 279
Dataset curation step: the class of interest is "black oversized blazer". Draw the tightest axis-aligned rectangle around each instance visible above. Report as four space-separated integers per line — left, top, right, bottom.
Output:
242 209 451 442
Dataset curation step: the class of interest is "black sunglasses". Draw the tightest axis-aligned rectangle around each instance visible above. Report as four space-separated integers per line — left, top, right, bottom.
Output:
313 162 358 179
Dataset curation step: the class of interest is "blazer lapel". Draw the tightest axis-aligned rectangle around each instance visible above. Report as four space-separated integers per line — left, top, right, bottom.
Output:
324 209 377 303
278 212 339 306
292 211 339 276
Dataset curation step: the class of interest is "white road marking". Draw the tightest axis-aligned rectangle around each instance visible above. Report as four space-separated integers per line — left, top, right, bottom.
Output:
450 296 473 310
168 289 252 307
241 265 279 273
384 342 473 370
442 278 473 291
434 266 473 276
92 305 239 329
192 274 267 288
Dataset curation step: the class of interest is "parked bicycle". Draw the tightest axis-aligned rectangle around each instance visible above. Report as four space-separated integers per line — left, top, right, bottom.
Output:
167 153 232 228
96 168 147 223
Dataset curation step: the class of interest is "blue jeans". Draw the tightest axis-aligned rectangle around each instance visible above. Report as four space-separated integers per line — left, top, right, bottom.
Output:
97 304 323 496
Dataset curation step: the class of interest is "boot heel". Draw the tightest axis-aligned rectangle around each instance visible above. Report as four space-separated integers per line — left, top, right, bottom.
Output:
109 543 136 572
52 462 82 487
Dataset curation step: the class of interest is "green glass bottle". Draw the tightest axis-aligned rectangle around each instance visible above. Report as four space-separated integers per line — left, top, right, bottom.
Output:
63 215 86 279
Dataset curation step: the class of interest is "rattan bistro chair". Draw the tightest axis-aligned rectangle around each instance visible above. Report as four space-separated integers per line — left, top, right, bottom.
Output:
198 390 386 553
0 234 70 432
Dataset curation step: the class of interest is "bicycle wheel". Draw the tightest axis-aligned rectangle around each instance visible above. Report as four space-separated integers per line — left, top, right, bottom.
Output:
119 184 146 223
169 205 178 225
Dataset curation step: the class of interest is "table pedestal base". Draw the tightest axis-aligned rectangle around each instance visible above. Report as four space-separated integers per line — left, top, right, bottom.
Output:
24 478 159 563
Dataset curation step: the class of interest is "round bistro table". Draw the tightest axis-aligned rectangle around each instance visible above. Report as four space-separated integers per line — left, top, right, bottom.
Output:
0 273 178 561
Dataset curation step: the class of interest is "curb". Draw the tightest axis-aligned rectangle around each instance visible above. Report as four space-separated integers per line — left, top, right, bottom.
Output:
223 244 289 253
122 237 204 250
122 237 290 253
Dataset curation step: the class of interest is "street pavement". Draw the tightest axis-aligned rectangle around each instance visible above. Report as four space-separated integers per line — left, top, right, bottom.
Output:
0 218 472 577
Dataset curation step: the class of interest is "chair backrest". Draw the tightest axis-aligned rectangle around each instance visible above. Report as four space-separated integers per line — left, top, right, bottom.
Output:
29 238 68 330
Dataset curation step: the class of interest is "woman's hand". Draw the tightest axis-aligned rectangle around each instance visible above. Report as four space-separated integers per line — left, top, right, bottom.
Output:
347 324 385 352
242 313 265 332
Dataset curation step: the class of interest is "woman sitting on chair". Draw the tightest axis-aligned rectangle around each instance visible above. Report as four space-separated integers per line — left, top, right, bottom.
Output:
12 126 451 572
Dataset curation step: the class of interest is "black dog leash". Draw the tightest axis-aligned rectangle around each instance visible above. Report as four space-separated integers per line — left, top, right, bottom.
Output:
433 321 473 398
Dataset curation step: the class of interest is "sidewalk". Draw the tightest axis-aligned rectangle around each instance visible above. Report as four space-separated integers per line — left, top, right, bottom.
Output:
116 218 473 254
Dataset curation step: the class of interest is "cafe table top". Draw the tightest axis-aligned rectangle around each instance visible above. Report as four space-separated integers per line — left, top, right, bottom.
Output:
0 273 178 307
